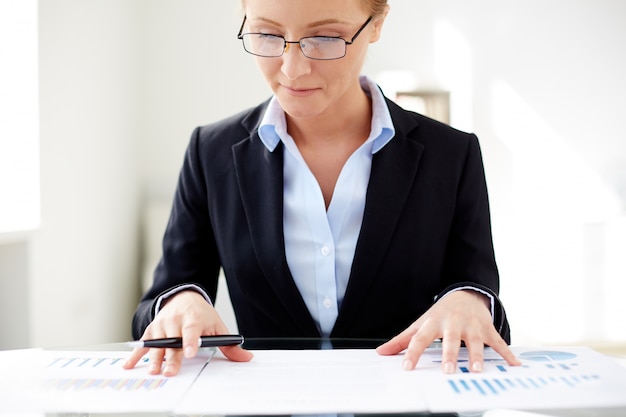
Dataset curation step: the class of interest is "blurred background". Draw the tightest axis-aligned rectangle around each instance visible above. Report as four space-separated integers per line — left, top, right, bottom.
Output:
1 0 625 352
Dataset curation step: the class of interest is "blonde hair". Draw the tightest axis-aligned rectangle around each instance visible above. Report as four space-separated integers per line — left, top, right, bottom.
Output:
240 0 389 18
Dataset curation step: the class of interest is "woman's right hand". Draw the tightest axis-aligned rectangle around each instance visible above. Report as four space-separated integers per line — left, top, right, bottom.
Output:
123 290 253 376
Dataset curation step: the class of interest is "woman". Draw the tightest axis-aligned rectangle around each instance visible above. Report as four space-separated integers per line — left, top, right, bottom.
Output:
124 0 520 377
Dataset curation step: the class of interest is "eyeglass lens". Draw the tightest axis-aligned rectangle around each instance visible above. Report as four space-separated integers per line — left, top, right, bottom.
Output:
242 34 346 60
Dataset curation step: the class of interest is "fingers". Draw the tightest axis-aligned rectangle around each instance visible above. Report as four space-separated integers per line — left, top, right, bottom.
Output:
463 336 485 373
122 347 149 370
146 347 166 375
486 330 521 367
161 348 185 376
377 291 521 373
181 323 203 359
440 329 462 374
402 319 439 371
386 327 516 374
182 320 253 364
122 346 169 375
150 319 191 375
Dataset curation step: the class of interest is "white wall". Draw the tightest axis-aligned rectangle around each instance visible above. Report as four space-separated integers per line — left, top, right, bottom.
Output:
135 0 269 197
6 0 623 349
31 0 142 347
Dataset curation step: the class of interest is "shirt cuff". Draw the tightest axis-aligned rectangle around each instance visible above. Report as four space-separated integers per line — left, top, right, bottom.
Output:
154 283 213 316
438 285 495 319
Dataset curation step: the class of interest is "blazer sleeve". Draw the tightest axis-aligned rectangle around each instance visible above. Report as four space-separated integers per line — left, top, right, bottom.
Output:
438 134 511 343
131 127 221 339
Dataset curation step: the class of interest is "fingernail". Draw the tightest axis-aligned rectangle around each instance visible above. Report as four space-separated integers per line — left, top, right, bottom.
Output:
443 361 455 374
402 359 413 371
148 363 159 373
471 361 483 372
163 365 173 375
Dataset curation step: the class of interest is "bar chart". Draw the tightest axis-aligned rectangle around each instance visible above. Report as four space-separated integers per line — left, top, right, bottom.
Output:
423 347 626 413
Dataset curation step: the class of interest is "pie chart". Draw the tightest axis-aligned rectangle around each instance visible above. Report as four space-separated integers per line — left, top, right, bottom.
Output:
518 350 578 362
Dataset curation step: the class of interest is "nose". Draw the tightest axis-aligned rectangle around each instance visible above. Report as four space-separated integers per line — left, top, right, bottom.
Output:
280 42 311 80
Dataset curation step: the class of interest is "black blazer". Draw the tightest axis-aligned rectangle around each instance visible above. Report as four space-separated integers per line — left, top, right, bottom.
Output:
132 96 511 343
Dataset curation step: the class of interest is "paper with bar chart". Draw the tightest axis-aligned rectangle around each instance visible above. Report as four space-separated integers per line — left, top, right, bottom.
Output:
416 346 626 413
0 348 214 413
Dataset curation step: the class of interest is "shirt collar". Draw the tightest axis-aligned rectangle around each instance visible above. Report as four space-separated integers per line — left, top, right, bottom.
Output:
258 75 395 154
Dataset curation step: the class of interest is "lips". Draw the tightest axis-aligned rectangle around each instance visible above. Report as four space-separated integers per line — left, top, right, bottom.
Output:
281 85 319 97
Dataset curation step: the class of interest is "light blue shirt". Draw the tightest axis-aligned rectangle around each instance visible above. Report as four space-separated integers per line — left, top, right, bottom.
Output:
257 75 395 336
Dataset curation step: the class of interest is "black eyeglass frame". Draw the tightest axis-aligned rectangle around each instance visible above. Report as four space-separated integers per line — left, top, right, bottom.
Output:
236 15 374 60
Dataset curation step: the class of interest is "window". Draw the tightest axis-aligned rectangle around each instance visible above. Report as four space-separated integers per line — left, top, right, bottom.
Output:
0 0 40 234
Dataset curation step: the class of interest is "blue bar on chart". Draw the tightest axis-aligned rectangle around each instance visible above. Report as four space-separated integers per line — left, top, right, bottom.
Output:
447 373 601 397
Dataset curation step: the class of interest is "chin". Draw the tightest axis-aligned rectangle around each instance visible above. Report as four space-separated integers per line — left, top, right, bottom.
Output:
276 96 325 120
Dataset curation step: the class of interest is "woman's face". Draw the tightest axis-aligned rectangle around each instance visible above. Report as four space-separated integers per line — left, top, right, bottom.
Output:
242 0 385 121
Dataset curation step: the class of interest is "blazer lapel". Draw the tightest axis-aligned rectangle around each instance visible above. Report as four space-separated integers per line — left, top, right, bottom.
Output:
332 101 424 335
232 112 319 336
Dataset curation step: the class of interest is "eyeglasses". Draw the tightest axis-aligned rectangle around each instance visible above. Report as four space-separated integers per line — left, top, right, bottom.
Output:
237 16 373 60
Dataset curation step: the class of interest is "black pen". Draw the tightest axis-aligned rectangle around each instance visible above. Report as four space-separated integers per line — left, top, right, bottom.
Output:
127 334 244 349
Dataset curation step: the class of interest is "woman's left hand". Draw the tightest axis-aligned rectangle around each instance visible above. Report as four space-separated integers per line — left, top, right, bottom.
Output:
376 290 521 373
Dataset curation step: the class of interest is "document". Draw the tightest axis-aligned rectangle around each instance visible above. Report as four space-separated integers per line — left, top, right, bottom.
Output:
175 346 626 415
175 348 427 415
414 346 626 413
0 348 44 413
0 348 214 414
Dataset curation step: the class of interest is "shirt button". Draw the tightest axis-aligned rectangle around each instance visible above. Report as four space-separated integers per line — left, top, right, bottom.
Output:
323 297 332 309
321 245 331 256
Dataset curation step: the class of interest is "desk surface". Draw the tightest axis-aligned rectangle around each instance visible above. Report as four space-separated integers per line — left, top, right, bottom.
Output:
1 339 625 417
